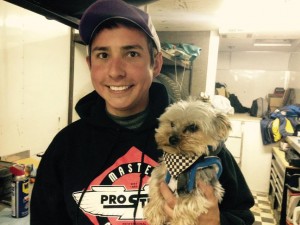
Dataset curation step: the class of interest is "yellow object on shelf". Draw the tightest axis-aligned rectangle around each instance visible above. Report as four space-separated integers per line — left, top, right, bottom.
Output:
14 157 40 168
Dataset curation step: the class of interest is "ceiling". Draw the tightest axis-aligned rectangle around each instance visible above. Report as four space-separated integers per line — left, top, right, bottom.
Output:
147 0 300 52
5 0 300 52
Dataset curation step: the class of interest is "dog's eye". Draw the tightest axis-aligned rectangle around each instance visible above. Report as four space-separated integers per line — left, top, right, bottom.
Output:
170 121 175 128
184 123 198 133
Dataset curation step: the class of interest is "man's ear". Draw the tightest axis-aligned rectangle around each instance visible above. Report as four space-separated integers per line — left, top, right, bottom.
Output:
86 56 91 70
153 52 163 78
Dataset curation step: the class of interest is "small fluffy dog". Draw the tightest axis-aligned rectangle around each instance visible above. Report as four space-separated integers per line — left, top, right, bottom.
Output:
144 98 231 225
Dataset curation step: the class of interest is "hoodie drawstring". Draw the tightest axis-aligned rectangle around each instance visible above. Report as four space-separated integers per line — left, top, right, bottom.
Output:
133 152 146 225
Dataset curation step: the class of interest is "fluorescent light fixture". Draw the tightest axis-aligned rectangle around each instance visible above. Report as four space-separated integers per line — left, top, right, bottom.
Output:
254 39 292 47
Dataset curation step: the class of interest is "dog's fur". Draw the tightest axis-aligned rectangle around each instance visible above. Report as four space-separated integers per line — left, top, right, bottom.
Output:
144 98 232 225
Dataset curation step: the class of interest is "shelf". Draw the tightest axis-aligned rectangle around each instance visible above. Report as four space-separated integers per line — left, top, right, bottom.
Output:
286 136 300 154
161 50 192 69
269 147 300 225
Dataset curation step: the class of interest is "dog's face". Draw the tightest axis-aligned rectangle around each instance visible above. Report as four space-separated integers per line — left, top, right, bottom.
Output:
155 99 231 156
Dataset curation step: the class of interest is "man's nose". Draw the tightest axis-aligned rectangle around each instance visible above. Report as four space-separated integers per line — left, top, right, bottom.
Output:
108 57 125 78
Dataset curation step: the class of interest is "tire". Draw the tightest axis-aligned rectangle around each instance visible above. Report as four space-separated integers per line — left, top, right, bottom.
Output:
154 73 182 103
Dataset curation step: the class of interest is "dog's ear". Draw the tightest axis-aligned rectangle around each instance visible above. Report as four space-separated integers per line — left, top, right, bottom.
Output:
214 113 232 141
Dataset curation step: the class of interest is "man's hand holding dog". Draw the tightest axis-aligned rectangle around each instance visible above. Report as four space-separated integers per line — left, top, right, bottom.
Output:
160 181 221 225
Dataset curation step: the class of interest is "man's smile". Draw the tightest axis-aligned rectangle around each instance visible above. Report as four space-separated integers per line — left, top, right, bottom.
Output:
108 85 132 91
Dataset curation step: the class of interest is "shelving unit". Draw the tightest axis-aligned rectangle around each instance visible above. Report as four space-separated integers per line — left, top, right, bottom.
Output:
161 50 192 69
269 147 300 225
160 49 193 96
225 119 243 166
225 115 272 193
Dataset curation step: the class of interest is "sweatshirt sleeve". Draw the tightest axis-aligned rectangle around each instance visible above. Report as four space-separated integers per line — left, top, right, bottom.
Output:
218 146 255 225
30 135 72 225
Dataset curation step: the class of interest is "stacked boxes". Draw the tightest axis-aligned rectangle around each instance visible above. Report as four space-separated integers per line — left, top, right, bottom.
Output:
268 87 285 112
268 94 283 112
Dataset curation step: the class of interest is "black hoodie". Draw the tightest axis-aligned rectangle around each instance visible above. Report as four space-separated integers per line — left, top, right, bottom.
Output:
30 82 254 225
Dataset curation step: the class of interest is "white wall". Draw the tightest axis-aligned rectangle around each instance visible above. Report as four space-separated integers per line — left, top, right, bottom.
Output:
216 51 300 107
0 1 71 156
289 52 300 72
72 43 93 121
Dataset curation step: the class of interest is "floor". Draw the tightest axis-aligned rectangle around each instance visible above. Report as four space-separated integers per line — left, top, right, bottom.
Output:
251 191 277 225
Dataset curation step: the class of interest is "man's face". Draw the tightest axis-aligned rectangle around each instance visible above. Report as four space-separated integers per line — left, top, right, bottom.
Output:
87 25 162 117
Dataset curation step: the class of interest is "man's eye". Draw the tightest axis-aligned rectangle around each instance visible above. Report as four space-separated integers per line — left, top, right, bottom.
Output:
97 52 108 59
128 51 139 57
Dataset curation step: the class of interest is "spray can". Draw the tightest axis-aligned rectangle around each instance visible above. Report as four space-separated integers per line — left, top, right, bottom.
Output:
10 164 29 218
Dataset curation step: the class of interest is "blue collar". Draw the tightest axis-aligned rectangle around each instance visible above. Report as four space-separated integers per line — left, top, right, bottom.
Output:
165 156 222 194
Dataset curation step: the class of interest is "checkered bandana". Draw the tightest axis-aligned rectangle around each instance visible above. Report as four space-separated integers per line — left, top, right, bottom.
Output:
163 152 202 178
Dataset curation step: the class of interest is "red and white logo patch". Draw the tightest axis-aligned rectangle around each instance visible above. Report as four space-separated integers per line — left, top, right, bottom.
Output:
73 147 158 225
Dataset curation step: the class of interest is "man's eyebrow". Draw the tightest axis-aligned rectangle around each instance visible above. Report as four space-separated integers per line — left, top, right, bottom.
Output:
92 46 108 52
91 45 144 53
122 44 144 51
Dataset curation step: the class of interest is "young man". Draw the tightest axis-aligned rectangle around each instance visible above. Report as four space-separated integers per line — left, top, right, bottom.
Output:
30 0 254 224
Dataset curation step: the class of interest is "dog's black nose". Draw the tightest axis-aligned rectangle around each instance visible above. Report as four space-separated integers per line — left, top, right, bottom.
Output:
169 135 180 145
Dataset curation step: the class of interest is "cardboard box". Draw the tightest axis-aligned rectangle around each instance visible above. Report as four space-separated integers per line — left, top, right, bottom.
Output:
268 94 283 112
269 106 279 112
269 95 283 106
268 94 283 111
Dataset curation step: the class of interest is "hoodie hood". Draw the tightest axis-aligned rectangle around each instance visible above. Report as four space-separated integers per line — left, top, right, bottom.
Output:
75 82 169 127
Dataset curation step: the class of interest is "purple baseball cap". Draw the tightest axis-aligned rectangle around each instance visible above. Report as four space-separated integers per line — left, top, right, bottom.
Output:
79 0 161 51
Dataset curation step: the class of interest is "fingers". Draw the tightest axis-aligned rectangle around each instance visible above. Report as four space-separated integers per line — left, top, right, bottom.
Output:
198 181 218 205
198 181 213 196
160 182 176 208
160 182 176 218
163 201 174 218
197 181 221 224
160 180 220 224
